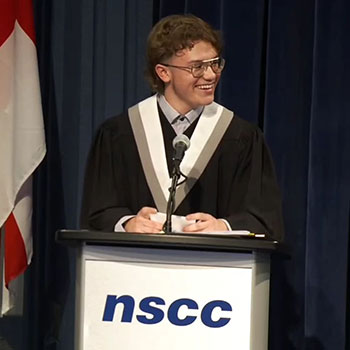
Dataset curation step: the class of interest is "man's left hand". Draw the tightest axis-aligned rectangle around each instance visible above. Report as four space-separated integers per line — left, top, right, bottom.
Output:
183 212 228 232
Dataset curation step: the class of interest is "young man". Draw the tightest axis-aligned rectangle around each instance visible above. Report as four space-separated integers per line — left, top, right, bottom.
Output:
81 15 284 240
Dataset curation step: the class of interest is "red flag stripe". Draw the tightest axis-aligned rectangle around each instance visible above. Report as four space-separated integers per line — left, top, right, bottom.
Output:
4 213 28 287
0 0 36 46
16 0 36 44
0 0 15 46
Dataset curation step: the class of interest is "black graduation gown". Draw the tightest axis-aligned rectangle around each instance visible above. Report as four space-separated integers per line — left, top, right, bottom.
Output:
80 108 284 241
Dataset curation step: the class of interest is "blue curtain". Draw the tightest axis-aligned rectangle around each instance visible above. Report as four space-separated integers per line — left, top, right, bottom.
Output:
32 2 154 348
157 0 350 348
1 0 348 349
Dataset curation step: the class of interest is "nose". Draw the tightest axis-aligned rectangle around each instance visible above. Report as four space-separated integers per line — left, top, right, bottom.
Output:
202 65 217 79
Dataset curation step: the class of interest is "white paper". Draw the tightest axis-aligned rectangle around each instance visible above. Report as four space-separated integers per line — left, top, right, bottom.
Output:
150 212 195 232
196 230 252 236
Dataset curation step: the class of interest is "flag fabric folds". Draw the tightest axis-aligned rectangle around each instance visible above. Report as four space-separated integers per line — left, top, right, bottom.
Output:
0 0 46 314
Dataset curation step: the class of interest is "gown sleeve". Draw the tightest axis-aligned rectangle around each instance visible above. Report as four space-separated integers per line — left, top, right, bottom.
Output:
80 121 133 231
223 127 284 241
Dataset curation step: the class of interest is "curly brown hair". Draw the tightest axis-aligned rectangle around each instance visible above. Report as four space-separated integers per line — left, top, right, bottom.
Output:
146 14 223 93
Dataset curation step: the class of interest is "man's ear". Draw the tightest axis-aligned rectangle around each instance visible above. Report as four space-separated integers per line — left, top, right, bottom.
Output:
155 64 171 83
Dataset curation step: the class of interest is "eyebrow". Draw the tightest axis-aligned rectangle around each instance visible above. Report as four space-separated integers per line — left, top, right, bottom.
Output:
188 57 220 64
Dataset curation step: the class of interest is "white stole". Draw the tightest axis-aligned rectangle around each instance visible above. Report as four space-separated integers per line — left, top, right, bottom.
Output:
128 94 234 212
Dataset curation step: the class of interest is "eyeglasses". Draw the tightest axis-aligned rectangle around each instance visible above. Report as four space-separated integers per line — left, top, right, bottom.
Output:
160 57 225 78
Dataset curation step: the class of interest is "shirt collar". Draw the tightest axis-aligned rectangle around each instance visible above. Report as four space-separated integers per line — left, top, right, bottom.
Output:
157 94 203 125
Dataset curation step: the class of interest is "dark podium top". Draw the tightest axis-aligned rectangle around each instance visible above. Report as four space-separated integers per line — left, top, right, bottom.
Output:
56 230 280 253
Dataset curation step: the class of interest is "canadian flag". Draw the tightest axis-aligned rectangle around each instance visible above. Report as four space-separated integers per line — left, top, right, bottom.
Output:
0 0 46 314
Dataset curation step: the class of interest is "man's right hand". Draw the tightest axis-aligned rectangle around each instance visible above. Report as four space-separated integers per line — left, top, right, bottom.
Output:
124 207 163 233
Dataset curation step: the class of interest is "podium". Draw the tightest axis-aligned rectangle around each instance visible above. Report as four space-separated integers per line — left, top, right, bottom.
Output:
56 230 279 350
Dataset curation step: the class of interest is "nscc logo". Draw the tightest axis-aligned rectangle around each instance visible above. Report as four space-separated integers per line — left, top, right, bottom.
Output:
102 295 232 328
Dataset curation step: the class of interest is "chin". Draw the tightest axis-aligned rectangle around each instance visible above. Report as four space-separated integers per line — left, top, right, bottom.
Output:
199 95 215 106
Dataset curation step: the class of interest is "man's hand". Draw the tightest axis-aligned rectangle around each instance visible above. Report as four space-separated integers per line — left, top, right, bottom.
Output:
124 207 163 233
183 212 228 233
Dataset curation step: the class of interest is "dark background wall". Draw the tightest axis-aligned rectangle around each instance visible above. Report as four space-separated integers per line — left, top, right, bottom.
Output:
0 0 349 349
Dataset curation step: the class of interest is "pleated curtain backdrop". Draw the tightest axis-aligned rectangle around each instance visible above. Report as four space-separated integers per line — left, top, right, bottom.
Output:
0 0 348 349
33 2 154 348
157 1 350 348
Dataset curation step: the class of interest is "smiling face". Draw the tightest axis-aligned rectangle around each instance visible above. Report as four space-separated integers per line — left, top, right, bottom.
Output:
155 41 222 115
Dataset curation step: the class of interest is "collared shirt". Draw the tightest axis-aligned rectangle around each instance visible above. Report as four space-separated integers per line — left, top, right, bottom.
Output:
157 94 203 135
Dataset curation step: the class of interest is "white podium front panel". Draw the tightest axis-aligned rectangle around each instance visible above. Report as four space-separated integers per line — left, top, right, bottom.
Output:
75 245 269 350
